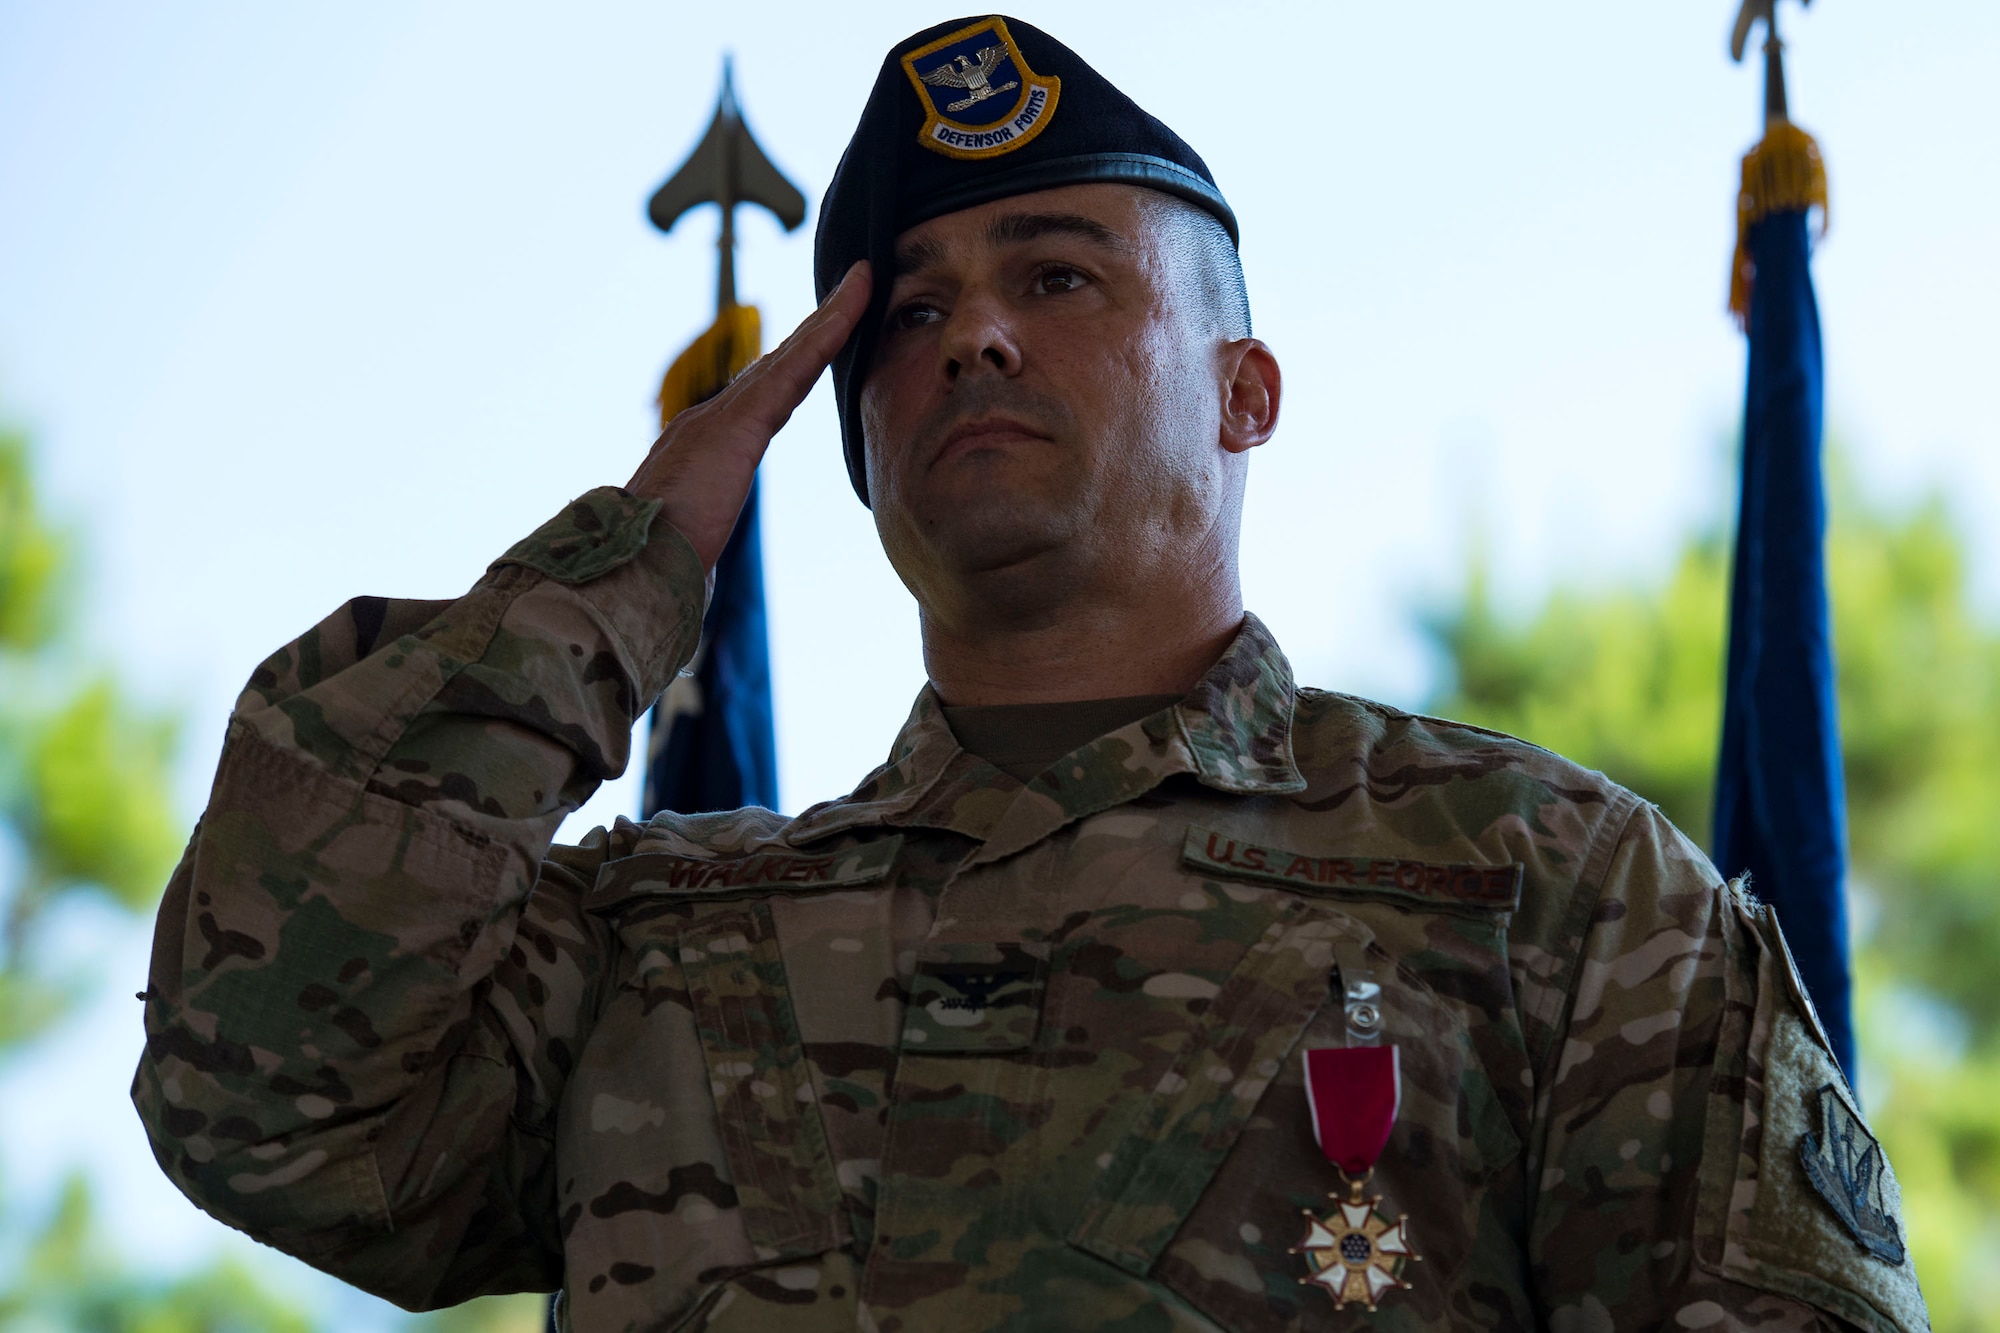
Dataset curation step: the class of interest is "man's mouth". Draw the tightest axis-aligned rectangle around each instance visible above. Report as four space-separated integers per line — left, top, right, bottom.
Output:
933 415 1050 467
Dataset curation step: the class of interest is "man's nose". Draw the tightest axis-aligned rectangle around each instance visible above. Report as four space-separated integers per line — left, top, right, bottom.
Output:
940 292 1023 382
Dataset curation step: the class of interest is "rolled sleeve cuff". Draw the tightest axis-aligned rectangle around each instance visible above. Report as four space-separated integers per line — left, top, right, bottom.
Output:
492 487 709 710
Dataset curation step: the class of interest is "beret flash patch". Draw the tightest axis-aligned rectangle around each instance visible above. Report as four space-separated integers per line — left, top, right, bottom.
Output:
901 17 1061 160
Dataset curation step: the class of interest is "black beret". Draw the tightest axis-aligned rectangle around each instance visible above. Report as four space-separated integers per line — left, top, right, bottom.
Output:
812 14 1237 505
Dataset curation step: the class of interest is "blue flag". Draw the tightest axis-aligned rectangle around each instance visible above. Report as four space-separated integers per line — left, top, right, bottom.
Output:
643 476 779 816
1713 157 1853 1075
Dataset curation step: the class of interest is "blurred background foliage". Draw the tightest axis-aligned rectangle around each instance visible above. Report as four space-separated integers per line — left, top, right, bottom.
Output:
1425 448 2000 1330
0 418 545 1331
0 421 180 1050
6 398 1998 1327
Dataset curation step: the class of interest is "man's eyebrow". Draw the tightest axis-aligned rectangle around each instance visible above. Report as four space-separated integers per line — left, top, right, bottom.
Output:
892 234 949 277
984 211 1130 253
891 211 1132 277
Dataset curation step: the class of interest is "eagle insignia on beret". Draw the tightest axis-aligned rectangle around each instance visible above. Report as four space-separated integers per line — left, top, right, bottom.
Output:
901 17 1061 160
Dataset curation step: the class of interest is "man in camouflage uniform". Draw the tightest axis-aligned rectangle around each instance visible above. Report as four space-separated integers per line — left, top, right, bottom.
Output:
134 15 1928 1332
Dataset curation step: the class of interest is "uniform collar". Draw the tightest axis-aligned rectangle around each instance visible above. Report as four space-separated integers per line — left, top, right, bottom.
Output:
782 612 1306 854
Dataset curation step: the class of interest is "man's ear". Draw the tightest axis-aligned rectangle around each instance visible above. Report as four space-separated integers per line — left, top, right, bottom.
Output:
1218 338 1281 455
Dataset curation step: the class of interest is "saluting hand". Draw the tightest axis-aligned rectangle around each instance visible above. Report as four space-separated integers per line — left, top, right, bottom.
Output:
627 261 873 571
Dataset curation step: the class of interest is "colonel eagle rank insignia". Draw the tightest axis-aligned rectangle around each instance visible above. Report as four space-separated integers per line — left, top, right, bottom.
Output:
901 17 1061 159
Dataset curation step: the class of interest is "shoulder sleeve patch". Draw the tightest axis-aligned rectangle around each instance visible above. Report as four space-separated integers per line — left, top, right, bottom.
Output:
492 487 663 585
1694 901 1928 1333
1798 1083 1906 1265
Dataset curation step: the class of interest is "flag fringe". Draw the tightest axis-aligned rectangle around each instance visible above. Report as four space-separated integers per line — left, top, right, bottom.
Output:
657 303 763 430
1729 119 1829 329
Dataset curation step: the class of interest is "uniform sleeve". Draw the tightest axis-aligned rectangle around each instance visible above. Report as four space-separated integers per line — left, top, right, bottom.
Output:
1529 803 1929 1333
131 488 707 1309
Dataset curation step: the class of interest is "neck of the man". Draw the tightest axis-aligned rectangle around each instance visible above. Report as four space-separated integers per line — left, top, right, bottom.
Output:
920 558 1246 707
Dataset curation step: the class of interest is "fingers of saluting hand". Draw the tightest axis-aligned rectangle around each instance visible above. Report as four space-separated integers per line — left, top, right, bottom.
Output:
718 261 873 436
627 261 870 569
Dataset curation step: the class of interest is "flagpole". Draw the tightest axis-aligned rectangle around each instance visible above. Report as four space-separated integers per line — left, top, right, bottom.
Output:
1761 7 1788 124
714 59 739 312
637 59 804 823
717 183 736 311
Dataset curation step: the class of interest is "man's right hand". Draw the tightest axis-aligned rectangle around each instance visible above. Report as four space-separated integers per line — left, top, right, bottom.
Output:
627 261 873 571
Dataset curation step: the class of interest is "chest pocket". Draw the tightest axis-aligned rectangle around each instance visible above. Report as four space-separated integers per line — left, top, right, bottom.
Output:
1066 899 1351 1267
673 905 845 1255
1068 831 1532 1332
587 841 900 1260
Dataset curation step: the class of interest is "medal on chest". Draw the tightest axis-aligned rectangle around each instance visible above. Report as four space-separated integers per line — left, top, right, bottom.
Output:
1291 1045 1419 1310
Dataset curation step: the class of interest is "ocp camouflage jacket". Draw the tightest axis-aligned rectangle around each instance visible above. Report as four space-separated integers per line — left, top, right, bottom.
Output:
134 489 1929 1332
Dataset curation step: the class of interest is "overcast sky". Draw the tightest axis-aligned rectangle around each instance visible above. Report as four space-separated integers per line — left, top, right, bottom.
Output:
3 0 1996 1314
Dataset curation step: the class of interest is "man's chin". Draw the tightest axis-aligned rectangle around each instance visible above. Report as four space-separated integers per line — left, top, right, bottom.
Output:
924 502 1078 584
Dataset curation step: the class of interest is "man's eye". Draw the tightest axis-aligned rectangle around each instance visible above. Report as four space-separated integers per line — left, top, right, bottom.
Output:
1034 266 1088 295
891 301 944 331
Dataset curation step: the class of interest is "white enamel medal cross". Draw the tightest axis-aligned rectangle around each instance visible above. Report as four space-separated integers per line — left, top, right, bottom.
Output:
1293 1169 1418 1310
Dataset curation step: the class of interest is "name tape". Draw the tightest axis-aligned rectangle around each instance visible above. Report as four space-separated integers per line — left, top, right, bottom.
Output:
590 835 903 907
1183 826 1521 910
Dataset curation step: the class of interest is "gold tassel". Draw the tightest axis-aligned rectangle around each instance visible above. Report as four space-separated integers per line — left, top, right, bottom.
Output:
1728 119 1829 328
657 302 763 431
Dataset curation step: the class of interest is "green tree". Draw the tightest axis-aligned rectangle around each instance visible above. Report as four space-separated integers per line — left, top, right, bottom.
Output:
0 414 544 1331
0 424 180 1046
1424 463 2000 1330
0 1174 316 1333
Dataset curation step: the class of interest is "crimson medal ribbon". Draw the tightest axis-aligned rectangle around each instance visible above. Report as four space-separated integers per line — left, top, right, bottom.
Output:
1303 1045 1400 1176
1293 1045 1417 1310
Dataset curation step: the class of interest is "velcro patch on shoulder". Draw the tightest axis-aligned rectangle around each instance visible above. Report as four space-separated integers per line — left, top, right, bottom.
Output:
587 836 902 911
1183 826 1522 912
1691 900 1928 1333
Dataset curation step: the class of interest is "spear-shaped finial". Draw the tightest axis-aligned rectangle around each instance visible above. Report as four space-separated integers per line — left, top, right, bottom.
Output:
648 57 807 316
646 59 809 431
1730 0 1812 126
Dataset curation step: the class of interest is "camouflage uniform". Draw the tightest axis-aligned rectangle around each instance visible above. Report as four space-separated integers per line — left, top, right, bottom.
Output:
134 490 1928 1332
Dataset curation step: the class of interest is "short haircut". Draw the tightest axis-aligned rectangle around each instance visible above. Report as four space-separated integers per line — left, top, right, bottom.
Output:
1146 193 1252 342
